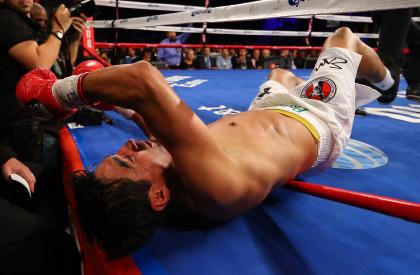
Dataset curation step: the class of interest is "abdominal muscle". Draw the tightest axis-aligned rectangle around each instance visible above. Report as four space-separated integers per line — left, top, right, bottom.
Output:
208 110 318 189
171 110 318 220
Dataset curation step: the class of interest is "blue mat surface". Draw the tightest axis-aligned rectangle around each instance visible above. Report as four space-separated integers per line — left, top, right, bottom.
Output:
69 69 420 275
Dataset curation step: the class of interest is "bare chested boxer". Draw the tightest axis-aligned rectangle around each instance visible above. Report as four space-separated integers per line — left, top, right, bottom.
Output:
16 27 395 258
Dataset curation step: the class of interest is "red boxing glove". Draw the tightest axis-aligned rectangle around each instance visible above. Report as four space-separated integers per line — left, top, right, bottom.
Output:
72 61 133 116
73 60 113 111
16 68 90 120
73 60 104 75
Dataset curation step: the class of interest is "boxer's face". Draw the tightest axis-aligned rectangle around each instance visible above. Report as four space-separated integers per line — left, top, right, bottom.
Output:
5 0 33 14
95 139 172 185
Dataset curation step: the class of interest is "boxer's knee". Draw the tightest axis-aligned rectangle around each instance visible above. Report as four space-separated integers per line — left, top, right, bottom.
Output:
333 27 354 39
323 27 359 52
269 68 302 90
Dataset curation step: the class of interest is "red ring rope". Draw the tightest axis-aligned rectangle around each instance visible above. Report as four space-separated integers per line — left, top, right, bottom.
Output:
286 180 420 223
95 42 323 51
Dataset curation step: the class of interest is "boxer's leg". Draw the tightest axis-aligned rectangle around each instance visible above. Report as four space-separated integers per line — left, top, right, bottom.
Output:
267 68 305 90
322 27 387 83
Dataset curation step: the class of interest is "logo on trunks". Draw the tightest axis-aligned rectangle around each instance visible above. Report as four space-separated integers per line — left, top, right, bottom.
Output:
257 87 271 99
191 8 214 17
301 77 336 102
288 0 306 7
314 57 348 72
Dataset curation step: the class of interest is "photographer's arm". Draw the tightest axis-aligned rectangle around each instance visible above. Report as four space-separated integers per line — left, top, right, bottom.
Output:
8 5 72 69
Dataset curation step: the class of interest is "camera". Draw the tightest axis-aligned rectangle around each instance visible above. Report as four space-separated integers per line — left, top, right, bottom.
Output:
69 0 98 17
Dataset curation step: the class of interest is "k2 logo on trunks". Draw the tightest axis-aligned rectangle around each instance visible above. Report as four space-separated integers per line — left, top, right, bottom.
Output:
257 87 271 99
288 0 306 7
314 57 348 72
301 77 337 103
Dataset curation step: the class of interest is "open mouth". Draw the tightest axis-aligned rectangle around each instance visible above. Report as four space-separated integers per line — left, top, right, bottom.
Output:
128 139 158 151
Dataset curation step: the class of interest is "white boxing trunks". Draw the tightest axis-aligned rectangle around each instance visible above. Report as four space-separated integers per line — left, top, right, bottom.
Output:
248 47 381 170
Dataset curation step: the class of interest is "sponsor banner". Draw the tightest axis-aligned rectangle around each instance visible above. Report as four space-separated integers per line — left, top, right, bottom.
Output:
95 0 200 11
101 0 420 28
82 17 95 56
311 31 379 39
315 14 373 23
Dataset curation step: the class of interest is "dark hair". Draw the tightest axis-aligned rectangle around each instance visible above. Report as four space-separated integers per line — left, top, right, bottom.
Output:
72 171 165 259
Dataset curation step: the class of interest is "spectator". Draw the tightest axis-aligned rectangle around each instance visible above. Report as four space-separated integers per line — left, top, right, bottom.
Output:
294 50 307 69
229 48 238 59
195 47 216 69
233 48 253 69
278 49 293 69
0 0 81 273
157 30 191 69
251 49 262 69
142 49 154 63
291 49 298 59
261 49 271 59
304 49 320 69
216 48 233 70
123 47 141 64
100 50 111 64
179 48 195 69
29 2 47 39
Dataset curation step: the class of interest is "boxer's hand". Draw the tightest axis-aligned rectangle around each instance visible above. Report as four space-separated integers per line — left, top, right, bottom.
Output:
16 68 88 120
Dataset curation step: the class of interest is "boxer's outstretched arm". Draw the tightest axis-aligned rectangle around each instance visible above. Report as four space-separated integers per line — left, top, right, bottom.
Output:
82 62 249 210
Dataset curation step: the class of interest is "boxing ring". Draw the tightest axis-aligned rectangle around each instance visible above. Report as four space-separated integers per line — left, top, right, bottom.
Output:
60 69 420 275
58 0 420 274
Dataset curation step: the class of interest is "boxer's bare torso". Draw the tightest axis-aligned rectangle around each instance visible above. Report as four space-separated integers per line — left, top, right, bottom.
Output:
96 108 317 220
82 61 317 219
176 110 317 219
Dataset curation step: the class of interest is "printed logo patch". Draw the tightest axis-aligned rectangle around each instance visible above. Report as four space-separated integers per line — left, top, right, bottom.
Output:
333 139 388 169
301 77 336 102
257 87 271 99
288 0 306 7
191 8 214 17
314 57 348 72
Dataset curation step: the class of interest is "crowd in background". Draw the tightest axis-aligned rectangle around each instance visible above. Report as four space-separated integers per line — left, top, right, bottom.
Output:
97 45 321 70
1 0 419 273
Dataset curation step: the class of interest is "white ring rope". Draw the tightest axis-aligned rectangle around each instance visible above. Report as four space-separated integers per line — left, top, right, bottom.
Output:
89 22 379 39
89 0 419 40
95 0 201 12
92 0 420 29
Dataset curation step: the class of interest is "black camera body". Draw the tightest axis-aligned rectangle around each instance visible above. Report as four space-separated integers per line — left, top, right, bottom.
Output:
69 0 97 17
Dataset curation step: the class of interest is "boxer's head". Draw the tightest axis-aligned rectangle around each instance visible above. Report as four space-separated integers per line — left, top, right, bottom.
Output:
72 139 172 258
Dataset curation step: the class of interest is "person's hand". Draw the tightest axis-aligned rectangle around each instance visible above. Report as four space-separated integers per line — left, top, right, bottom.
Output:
52 4 73 33
71 14 87 38
1 158 36 192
